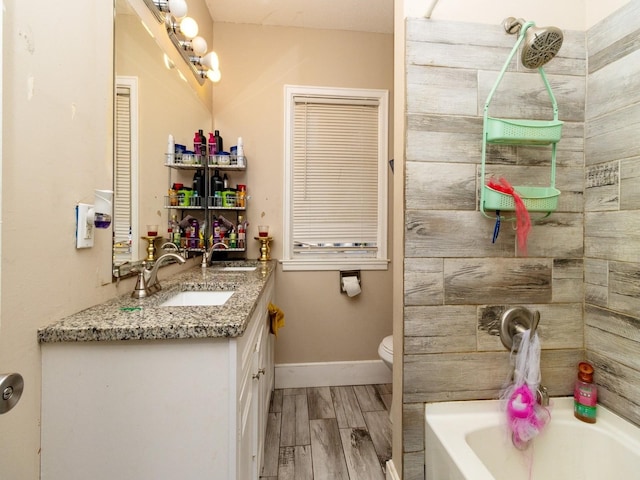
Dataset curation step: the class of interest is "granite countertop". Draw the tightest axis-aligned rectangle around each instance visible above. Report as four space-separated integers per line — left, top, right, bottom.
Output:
38 260 276 343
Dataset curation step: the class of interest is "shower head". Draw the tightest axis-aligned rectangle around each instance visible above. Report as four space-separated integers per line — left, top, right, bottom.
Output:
503 17 564 69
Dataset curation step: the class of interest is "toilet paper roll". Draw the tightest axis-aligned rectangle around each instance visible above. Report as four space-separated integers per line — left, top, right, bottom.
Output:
342 276 361 297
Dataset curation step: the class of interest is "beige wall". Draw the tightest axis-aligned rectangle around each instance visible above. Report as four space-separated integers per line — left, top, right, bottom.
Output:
211 22 395 363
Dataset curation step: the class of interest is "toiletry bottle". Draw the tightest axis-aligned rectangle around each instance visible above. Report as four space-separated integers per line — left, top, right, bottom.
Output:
237 215 246 249
223 173 229 189
208 132 217 155
168 186 178 206
167 134 175 164
193 131 201 155
213 220 221 244
171 215 181 246
199 129 207 157
210 169 223 195
167 216 174 237
188 218 199 248
229 228 237 248
193 169 204 197
236 137 245 167
237 184 246 208
574 361 597 423
214 130 223 153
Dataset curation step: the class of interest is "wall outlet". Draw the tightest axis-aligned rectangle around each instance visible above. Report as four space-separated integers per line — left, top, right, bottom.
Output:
76 203 94 249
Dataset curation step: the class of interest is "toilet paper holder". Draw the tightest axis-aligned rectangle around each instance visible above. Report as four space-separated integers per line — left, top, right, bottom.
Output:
340 270 361 294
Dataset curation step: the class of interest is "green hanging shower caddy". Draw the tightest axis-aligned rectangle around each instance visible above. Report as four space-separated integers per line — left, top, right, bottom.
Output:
480 22 562 220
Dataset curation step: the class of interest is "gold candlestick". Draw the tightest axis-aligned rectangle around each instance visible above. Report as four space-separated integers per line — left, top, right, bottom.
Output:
255 236 272 261
142 236 159 262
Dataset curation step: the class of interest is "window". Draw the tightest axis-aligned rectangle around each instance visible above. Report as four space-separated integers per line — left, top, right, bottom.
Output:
113 76 139 264
283 85 389 271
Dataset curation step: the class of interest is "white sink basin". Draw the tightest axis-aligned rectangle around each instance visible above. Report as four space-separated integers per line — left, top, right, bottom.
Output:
220 266 256 272
160 291 234 307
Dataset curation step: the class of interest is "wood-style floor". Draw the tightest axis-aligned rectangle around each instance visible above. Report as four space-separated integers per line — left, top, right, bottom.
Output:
260 384 393 480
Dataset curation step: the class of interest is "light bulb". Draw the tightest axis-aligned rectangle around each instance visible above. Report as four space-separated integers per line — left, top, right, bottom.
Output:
207 69 221 83
191 36 208 56
168 0 187 19
179 17 198 39
202 51 219 71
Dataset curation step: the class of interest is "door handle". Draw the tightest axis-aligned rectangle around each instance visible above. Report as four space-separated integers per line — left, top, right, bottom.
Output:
0 373 24 414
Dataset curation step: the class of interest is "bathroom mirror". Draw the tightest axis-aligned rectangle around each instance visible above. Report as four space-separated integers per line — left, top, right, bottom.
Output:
113 0 213 277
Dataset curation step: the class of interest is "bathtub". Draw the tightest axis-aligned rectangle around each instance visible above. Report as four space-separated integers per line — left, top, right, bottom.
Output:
425 397 640 480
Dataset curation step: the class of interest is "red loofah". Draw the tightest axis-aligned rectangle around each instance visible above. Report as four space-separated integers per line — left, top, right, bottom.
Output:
487 178 531 255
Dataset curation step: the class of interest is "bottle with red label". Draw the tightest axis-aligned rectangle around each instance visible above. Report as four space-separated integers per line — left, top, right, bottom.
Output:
574 361 597 423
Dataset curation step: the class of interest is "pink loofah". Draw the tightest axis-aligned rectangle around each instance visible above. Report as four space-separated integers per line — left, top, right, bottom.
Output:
501 329 550 450
506 385 550 448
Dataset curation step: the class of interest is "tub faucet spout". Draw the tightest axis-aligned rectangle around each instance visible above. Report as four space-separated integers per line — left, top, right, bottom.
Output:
536 385 549 407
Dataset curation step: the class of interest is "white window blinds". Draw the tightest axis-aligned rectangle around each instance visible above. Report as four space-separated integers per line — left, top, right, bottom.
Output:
114 77 138 264
114 85 132 245
293 98 378 252
284 86 389 270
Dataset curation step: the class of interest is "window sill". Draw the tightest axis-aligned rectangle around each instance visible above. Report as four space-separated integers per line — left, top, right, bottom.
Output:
280 258 389 272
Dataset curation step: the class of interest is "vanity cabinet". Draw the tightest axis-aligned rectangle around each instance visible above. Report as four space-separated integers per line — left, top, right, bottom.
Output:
40 275 275 480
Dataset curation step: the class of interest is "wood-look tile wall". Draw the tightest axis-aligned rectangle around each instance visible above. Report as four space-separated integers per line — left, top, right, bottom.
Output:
403 18 586 479
584 1 640 429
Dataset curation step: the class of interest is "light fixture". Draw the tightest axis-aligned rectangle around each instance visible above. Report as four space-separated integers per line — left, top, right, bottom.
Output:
206 69 221 82
201 51 219 71
179 16 198 39
191 36 208 55
196 68 221 83
192 48 223 84
153 0 187 18
143 0 221 86
167 0 187 19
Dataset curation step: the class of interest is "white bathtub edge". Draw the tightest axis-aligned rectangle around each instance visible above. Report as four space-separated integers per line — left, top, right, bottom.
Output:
424 397 640 480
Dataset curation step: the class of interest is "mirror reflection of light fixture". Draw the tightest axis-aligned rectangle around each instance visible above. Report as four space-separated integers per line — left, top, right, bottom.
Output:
143 0 221 85
163 53 175 70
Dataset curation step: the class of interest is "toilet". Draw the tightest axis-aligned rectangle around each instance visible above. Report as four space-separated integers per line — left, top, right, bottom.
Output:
378 335 394 420
378 335 393 370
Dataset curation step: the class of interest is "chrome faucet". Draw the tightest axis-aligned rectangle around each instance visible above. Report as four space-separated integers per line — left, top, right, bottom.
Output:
131 253 186 298
160 242 181 253
202 242 228 268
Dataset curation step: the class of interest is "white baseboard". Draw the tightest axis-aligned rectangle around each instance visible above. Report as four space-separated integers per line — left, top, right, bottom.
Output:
275 360 392 389
386 459 400 480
